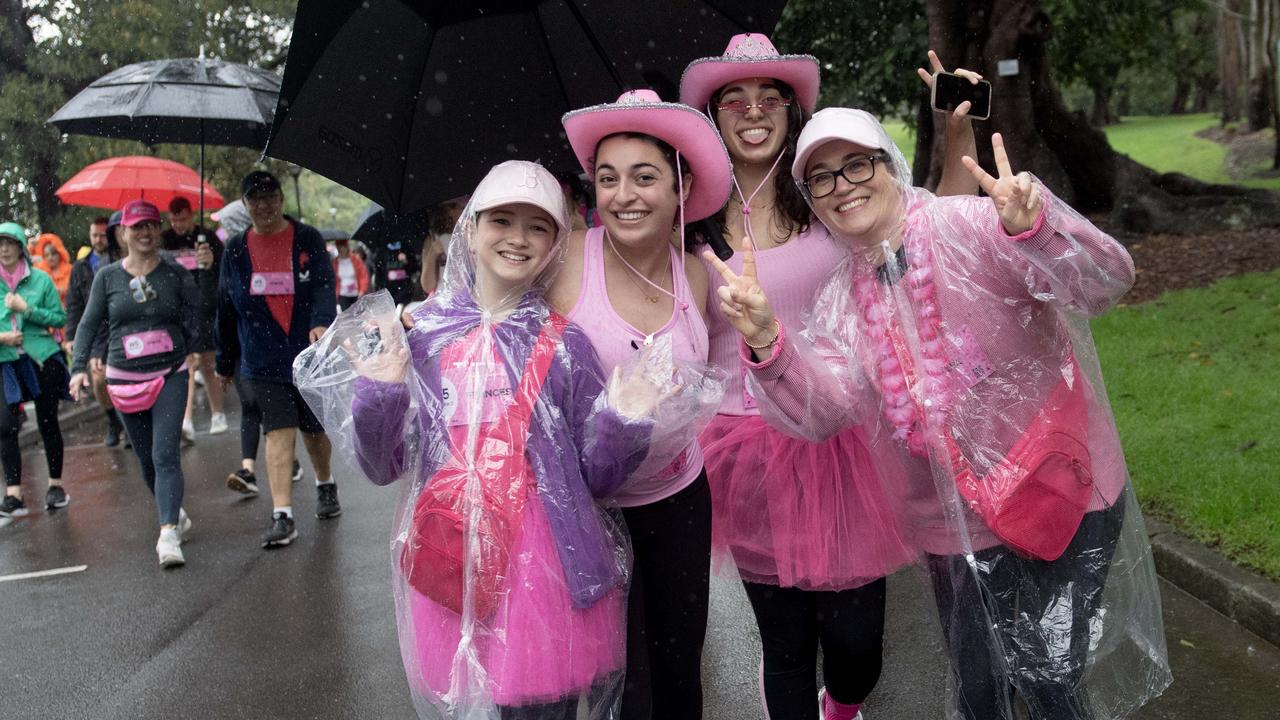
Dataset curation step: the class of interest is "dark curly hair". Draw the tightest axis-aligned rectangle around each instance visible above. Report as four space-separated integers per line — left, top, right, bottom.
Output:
706 79 811 244
593 132 691 195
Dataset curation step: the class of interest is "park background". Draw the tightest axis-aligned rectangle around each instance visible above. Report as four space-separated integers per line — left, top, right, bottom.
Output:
1 0 1277 583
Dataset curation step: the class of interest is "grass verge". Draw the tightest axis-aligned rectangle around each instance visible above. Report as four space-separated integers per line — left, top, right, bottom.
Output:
1092 269 1280 579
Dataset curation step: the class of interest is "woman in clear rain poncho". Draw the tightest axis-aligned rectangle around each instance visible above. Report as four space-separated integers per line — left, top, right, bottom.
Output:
707 108 1171 720
295 160 706 720
681 35 981 720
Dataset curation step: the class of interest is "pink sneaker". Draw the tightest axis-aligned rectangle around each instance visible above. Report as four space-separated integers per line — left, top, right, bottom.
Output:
819 687 863 720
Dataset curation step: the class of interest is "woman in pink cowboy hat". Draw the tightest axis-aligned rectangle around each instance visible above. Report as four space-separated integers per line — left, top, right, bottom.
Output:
681 33 979 720
707 108 1170 720
552 90 732 720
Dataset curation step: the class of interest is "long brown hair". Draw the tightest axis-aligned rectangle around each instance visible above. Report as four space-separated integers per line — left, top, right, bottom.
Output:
706 79 811 243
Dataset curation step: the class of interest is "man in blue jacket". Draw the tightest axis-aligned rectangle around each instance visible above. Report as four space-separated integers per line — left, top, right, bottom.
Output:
215 171 339 548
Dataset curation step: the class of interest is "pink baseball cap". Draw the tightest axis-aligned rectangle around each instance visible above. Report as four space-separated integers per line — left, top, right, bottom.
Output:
680 33 820 114
470 160 571 245
792 108 895 182
561 89 731 222
119 199 162 227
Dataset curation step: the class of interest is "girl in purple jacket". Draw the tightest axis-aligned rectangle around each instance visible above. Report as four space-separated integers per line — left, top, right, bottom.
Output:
327 161 684 719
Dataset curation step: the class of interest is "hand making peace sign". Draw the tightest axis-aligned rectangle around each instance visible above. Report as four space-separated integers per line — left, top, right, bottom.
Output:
961 132 1043 236
701 237 779 355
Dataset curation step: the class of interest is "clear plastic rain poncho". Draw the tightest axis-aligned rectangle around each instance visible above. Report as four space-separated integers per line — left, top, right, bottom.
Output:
294 160 721 720
745 111 1171 719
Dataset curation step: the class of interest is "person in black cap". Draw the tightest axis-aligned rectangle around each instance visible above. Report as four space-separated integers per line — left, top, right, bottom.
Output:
64 215 125 446
162 197 227 440
216 170 340 549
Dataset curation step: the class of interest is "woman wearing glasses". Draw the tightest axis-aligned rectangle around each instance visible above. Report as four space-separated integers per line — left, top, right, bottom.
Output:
0 222 68 520
680 36 977 720
69 199 212 568
709 110 1166 720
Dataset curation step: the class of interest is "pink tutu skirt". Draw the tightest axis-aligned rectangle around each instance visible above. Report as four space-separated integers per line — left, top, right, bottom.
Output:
403 497 626 708
701 414 915 591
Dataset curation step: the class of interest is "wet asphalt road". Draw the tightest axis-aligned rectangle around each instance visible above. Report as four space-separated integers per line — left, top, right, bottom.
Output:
3 403 1279 719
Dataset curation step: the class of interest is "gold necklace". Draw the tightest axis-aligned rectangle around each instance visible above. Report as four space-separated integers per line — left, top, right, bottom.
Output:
609 236 668 304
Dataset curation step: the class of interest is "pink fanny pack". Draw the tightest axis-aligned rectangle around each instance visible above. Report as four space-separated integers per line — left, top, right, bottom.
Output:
105 362 186 414
950 356 1097 561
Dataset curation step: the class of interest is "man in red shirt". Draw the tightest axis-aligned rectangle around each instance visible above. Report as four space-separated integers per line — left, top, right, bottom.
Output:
215 171 339 548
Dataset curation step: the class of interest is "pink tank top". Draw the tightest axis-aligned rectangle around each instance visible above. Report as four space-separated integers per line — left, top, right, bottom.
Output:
704 223 849 415
568 226 710 507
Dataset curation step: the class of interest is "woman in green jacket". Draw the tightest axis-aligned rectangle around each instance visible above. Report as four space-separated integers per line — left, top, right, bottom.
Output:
0 221 68 520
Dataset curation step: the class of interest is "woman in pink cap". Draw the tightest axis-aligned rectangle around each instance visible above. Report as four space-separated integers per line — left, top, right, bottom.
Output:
553 90 733 720
681 34 978 720
708 109 1169 720
326 160 678 719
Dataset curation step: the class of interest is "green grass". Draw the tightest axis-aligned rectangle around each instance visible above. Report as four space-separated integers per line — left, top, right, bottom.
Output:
1092 269 1280 579
884 113 1280 191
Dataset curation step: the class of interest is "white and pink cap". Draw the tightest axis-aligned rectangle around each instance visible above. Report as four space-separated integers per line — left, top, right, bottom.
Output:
561 89 731 222
680 33 820 114
470 160 571 246
791 108 896 183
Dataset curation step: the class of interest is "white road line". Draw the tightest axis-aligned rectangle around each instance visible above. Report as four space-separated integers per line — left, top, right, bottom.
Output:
0 565 89 583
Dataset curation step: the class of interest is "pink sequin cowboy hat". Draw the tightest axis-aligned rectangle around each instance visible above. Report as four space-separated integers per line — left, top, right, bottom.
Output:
561 89 732 222
680 33 820 114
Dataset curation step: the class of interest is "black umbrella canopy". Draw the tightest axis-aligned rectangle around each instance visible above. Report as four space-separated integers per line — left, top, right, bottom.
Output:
48 56 282 148
265 0 786 216
352 202 432 250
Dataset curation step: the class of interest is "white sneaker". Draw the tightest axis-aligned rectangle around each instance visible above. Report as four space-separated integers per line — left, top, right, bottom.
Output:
156 528 185 567
208 412 228 435
178 509 192 543
181 419 196 446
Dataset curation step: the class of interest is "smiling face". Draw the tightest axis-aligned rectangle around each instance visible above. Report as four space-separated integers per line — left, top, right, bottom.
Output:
89 222 109 253
714 78 792 167
122 220 161 257
593 134 691 250
470 203 559 299
244 190 286 233
805 139 901 251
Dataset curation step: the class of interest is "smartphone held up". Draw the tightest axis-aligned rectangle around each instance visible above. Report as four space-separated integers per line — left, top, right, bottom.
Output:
932 71 992 120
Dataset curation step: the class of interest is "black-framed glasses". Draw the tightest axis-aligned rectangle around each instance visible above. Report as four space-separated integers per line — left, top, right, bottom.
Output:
129 275 156 303
803 155 885 198
715 96 792 115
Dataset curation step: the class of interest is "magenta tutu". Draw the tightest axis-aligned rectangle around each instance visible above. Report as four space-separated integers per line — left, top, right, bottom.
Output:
405 497 626 707
702 414 915 591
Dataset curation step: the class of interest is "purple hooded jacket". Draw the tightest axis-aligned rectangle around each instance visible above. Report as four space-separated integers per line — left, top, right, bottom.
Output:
351 290 650 607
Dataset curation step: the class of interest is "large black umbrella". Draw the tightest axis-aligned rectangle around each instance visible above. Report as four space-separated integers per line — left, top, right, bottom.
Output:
264 0 786 216
48 54 281 220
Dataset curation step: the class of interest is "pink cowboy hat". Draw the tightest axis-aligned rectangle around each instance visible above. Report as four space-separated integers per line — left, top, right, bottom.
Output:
680 33 820 114
562 89 731 223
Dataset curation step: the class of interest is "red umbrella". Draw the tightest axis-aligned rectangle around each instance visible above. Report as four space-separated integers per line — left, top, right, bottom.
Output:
55 156 226 212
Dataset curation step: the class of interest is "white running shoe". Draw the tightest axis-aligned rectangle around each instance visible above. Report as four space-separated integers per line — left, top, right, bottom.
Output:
178 509 192 543
157 528 185 567
208 412 228 435
181 419 196 446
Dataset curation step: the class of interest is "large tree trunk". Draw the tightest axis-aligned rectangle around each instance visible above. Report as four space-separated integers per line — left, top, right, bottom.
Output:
1090 80 1118 127
921 0 1280 236
1245 0 1278 131
1169 78 1192 115
1220 0 1245 125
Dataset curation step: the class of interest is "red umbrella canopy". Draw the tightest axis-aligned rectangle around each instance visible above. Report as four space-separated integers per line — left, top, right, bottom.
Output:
55 156 226 212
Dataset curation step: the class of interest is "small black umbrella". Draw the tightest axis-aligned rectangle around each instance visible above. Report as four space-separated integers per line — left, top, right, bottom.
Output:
263 0 786 216
48 53 281 221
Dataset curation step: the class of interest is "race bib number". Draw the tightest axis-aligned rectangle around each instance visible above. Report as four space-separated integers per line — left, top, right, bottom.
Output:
946 325 995 389
250 272 294 295
174 252 198 270
441 363 513 426
387 268 408 281
122 330 174 359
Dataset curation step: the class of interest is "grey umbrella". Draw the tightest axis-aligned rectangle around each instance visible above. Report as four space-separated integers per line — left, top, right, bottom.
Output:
48 52 281 221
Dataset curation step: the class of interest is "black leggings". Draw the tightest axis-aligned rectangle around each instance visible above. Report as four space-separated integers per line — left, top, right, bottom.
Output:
743 579 887 720
927 494 1126 720
235 374 261 462
1 358 65 487
619 471 712 720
